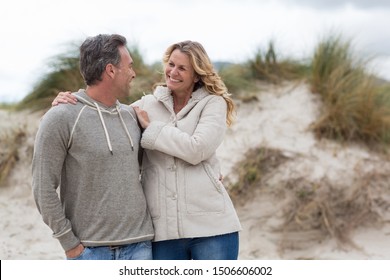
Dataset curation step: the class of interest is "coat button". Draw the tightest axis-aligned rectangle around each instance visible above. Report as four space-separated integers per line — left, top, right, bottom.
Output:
168 165 176 171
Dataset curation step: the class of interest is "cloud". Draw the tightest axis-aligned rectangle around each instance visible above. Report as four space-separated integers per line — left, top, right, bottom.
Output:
2 0 390 102
286 0 390 9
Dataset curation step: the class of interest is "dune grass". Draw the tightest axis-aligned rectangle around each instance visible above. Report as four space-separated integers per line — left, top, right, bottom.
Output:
17 47 84 111
0 126 26 186
219 41 309 102
309 35 390 146
228 146 386 251
0 103 18 110
229 147 290 205
226 35 390 250
248 41 310 84
278 175 383 251
218 63 259 102
15 36 390 148
16 44 159 111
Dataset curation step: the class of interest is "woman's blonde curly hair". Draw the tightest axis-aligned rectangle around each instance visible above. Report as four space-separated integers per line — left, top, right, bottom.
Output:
161 40 236 127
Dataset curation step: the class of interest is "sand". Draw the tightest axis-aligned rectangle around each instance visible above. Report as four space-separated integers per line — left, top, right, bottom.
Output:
1 82 390 260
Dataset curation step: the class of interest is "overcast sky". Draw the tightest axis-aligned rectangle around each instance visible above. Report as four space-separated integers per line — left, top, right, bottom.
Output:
1 0 390 102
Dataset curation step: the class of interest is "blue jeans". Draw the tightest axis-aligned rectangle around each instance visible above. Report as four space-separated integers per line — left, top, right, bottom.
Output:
67 241 152 260
152 232 239 260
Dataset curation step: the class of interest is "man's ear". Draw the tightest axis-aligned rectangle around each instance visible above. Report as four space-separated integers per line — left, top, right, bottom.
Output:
105 63 116 79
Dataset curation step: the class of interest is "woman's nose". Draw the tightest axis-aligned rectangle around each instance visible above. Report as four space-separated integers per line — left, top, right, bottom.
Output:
170 67 178 76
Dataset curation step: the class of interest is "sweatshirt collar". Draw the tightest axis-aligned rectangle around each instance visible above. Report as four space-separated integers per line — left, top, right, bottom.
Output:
73 89 134 154
75 89 120 112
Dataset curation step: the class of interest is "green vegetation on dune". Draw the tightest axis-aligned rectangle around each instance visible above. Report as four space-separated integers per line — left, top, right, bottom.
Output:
15 35 390 148
16 44 160 111
17 47 84 111
3 35 390 250
309 35 390 147
0 126 26 186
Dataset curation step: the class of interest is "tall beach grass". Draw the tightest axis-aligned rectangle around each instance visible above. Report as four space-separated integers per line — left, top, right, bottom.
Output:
309 35 390 147
0 126 26 186
16 44 160 111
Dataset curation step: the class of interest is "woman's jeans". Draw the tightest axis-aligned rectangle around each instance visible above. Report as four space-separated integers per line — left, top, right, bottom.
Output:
152 232 239 260
67 241 152 260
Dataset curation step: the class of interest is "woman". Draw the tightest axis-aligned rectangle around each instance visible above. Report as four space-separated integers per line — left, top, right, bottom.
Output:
53 40 242 260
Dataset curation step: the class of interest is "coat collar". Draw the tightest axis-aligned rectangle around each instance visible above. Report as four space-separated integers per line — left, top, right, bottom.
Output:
154 85 209 102
153 86 210 118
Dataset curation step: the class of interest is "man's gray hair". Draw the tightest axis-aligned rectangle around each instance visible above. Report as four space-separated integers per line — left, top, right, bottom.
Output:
79 34 127 86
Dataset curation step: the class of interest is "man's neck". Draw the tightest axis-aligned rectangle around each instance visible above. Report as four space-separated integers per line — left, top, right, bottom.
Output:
85 86 116 107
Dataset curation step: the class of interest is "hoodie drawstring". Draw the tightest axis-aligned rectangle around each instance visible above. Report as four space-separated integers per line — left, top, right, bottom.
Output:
95 102 113 155
117 105 135 151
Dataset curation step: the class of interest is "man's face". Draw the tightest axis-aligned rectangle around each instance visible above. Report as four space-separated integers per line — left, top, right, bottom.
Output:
113 46 136 98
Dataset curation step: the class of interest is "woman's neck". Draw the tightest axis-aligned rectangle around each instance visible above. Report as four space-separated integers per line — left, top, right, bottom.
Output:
172 91 191 113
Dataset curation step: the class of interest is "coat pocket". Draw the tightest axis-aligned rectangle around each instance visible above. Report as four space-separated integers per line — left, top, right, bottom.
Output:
184 162 225 214
141 166 161 219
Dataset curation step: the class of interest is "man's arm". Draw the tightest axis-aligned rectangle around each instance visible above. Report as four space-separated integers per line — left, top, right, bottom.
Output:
32 107 80 252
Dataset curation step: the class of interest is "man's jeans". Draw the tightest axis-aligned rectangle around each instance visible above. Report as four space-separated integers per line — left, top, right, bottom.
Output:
67 241 152 260
152 232 239 260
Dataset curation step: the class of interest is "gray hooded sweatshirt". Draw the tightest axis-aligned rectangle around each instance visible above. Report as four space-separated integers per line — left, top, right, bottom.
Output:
32 90 154 252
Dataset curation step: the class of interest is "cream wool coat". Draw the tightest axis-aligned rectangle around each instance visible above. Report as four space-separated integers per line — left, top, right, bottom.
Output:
133 86 242 242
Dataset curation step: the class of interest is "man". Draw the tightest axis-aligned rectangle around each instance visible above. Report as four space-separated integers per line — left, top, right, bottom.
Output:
32 34 154 260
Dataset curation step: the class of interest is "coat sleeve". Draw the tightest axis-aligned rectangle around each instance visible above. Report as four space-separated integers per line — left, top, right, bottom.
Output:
141 96 227 165
32 107 80 251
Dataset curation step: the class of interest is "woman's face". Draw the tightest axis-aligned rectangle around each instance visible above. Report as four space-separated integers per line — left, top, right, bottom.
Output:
165 49 199 94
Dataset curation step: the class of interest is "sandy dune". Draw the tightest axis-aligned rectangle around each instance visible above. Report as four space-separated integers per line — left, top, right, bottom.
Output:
1 83 390 259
